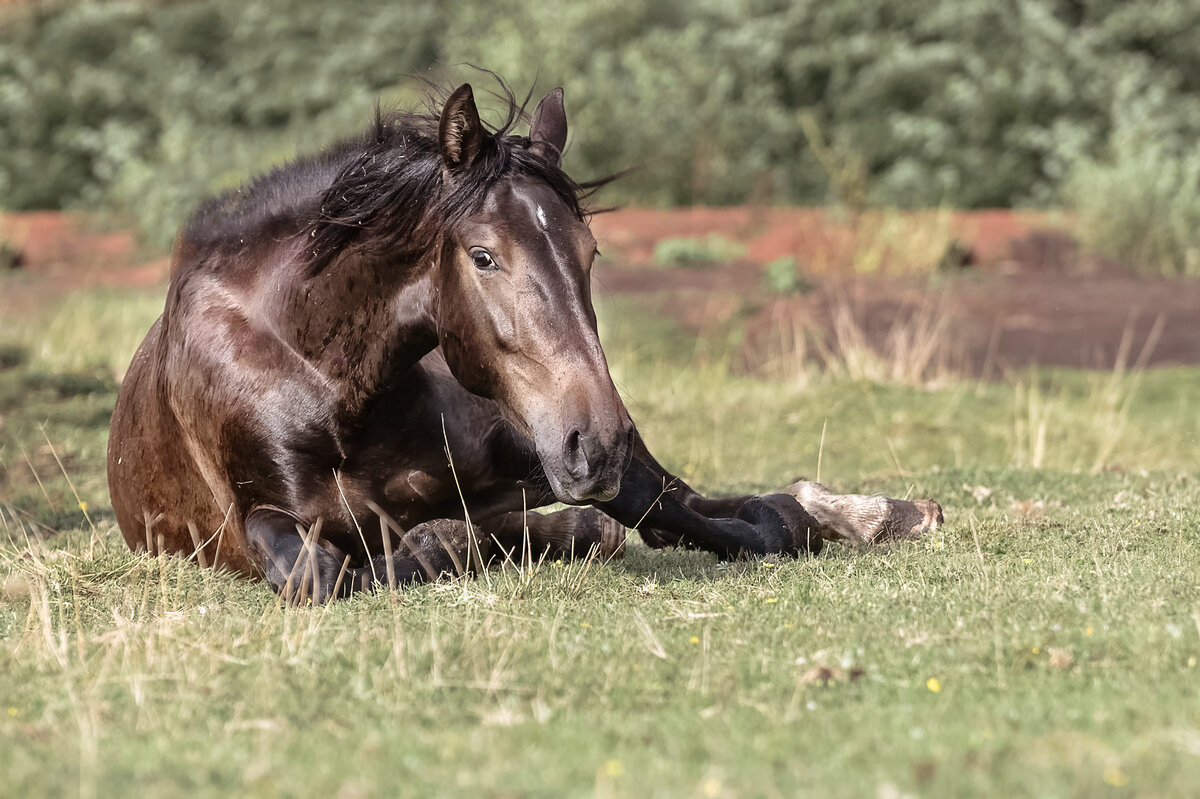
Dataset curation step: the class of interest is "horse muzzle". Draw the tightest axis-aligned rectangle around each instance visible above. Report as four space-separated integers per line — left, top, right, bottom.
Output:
547 420 633 504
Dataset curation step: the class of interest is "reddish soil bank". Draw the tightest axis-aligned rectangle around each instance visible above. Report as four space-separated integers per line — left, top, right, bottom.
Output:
589 206 1061 271
1 212 169 289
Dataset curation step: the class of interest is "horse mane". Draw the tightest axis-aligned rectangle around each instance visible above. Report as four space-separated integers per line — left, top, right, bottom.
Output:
180 80 611 277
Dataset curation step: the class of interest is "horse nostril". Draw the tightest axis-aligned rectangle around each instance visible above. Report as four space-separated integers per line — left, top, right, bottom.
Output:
564 428 588 479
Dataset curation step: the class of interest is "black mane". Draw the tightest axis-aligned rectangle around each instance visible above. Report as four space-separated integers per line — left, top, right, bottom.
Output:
182 82 607 276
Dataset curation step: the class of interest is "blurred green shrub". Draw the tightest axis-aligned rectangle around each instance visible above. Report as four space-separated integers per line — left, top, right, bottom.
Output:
761 257 810 295
2 0 1200 256
1065 65 1200 276
0 0 439 243
652 234 747 268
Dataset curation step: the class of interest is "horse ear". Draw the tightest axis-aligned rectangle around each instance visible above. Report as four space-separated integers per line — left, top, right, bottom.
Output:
439 83 484 170
529 87 567 166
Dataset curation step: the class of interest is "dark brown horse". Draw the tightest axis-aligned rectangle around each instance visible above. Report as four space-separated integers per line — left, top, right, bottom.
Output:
107 83 942 602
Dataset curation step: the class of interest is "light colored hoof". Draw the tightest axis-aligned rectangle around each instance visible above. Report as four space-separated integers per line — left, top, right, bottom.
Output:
883 498 944 540
784 480 945 545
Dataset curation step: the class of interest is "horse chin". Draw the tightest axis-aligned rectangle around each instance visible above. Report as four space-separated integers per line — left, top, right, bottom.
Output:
589 481 621 503
545 474 586 506
545 470 621 506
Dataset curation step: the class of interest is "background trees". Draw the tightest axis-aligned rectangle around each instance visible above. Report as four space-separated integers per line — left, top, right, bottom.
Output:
3 0 1199 270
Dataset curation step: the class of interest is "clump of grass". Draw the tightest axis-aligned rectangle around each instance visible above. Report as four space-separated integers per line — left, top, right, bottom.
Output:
652 234 746 268
1 289 162 378
0 238 21 272
841 208 962 276
752 287 961 388
1008 311 1167 472
815 288 959 385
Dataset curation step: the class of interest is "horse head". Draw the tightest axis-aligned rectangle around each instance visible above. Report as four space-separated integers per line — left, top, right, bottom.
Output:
430 84 634 504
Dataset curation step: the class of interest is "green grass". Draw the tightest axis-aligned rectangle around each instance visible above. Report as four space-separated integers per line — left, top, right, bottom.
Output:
2 286 1200 797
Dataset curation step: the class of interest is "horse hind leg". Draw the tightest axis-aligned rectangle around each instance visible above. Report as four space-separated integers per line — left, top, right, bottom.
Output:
247 507 485 601
346 508 624 594
482 508 626 563
784 480 943 545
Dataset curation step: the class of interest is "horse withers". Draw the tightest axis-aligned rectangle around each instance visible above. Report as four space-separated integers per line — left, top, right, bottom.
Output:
107 82 942 602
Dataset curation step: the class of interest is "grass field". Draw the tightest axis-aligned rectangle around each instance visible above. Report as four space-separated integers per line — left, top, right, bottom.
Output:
2 285 1199 797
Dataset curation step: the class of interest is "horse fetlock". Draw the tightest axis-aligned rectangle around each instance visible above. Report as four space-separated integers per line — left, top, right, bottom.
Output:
737 494 823 558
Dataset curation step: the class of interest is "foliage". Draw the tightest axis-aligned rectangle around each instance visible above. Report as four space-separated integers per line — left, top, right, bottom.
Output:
3 0 1200 250
1065 65 1200 276
652 234 747 268
761 256 809 295
0 0 440 243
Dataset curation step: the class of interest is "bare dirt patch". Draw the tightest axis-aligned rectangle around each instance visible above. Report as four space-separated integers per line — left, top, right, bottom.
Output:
592 207 1200 374
735 274 1200 377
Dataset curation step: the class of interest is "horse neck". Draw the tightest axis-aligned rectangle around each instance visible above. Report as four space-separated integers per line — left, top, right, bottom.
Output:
279 247 438 412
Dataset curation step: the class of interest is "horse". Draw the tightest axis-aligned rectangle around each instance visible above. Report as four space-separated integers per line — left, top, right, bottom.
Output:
107 82 943 602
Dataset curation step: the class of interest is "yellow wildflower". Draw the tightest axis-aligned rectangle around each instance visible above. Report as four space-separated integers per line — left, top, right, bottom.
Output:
765 597 778 604
926 677 942 693
78 501 88 514
1103 765 1128 787
605 759 624 777
689 636 700 644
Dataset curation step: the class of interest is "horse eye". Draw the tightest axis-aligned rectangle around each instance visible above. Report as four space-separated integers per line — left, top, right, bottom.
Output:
469 248 498 271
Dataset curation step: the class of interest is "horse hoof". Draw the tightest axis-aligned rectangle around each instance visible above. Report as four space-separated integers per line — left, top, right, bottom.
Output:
737 494 823 557
883 498 944 540
575 508 626 560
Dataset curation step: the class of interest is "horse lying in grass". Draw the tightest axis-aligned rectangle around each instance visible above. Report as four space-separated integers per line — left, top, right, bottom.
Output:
107 83 943 603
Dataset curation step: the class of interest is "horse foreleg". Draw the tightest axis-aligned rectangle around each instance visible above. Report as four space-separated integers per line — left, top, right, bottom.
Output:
675 480 944 546
604 434 942 551
593 456 823 560
247 506 489 601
